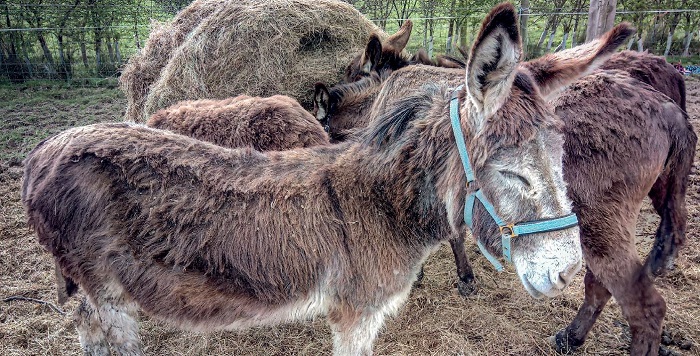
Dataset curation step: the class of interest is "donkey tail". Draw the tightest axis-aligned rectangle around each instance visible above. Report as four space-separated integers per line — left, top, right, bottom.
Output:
55 263 79 305
644 106 697 277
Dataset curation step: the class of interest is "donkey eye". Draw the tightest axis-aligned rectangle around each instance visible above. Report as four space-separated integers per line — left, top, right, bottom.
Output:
499 170 531 188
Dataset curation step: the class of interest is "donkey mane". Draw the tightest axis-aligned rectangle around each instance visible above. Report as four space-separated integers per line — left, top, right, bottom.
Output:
363 84 446 148
330 72 385 105
362 70 560 166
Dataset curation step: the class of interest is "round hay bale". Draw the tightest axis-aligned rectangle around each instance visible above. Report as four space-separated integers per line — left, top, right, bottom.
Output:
119 0 226 122
122 0 385 123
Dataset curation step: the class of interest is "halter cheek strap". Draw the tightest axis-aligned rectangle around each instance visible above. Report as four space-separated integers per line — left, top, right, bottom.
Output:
449 85 579 271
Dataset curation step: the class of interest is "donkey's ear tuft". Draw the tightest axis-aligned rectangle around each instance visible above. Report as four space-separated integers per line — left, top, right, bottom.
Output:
313 83 330 121
361 34 383 74
385 20 413 52
466 2 521 115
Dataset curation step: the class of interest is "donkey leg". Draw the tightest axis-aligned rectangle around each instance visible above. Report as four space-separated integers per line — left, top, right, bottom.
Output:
448 236 477 296
551 268 612 354
85 281 143 355
329 306 386 356
74 297 110 356
584 241 666 355
613 271 667 356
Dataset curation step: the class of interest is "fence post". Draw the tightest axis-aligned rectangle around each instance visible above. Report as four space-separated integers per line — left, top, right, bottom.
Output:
519 0 529 57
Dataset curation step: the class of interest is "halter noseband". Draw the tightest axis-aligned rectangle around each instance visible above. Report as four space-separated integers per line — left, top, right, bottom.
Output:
449 85 579 271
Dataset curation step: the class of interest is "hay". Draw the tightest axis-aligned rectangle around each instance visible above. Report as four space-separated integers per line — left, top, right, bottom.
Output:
121 0 385 123
119 0 225 122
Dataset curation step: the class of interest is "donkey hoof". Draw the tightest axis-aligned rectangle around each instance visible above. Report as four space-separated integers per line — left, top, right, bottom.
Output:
659 345 682 356
413 268 425 287
456 279 477 297
549 329 580 354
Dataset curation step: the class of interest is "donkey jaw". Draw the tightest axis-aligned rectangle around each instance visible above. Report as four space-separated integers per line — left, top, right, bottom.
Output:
511 229 583 299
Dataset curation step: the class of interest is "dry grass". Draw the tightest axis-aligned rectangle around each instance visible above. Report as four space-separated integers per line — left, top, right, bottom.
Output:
120 0 385 123
1 78 699 355
119 0 225 123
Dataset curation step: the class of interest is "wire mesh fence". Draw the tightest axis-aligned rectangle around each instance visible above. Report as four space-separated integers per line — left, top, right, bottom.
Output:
0 1 175 85
1 1 698 86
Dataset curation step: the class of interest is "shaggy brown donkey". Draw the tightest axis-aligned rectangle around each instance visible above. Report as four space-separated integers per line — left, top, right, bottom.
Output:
23 4 589 355
329 20 695 354
315 65 465 144
541 70 696 355
147 94 329 151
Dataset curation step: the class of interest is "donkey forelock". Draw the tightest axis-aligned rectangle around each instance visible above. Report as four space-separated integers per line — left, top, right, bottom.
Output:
465 71 562 170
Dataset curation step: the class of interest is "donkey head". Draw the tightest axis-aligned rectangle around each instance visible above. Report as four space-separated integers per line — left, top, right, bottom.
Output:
313 83 333 132
313 73 384 140
458 3 632 298
344 20 413 82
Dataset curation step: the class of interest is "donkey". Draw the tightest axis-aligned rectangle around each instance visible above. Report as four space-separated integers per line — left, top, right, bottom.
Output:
344 20 412 82
147 94 329 151
328 21 697 355
314 65 466 145
346 20 470 84
329 27 695 355
23 4 587 355
542 69 696 356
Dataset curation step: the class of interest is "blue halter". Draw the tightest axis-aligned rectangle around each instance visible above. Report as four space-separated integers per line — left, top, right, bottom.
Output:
449 85 579 271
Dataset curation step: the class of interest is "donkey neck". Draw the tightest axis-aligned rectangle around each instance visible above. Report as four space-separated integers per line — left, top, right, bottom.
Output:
346 86 466 244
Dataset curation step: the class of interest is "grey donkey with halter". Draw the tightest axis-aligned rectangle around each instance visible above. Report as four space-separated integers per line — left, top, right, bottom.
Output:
448 85 579 272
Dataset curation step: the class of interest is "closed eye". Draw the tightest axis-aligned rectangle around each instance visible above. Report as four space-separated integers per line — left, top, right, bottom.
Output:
499 170 531 188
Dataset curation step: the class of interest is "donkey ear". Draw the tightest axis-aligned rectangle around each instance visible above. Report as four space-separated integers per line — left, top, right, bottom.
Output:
313 83 331 121
385 20 413 52
361 34 383 74
466 3 521 117
457 45 469 61
410 48 433 65
523 23 635 100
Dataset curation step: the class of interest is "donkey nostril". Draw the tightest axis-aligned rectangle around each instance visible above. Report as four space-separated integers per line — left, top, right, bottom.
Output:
550 270 567 290
559 260 583 285
551 261 582 290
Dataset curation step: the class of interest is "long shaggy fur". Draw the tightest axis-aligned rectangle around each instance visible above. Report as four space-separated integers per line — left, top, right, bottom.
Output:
148 95 329 151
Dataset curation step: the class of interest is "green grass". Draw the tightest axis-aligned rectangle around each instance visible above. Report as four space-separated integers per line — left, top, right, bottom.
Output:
0 83 126 164
666 55 700 66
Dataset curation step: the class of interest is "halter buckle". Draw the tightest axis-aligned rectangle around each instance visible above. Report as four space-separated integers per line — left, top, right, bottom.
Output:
499 224 517 238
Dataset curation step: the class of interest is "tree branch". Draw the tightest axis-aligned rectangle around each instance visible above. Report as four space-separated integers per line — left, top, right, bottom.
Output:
3 295 66 316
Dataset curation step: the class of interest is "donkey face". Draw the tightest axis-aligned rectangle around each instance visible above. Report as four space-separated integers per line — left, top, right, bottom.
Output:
344 20 413 82
313 74 384 140
461 3 582 298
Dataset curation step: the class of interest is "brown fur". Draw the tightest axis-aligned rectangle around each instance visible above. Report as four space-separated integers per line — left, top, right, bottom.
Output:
600 50 686 111
550 70 696 355
147 95 329 151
